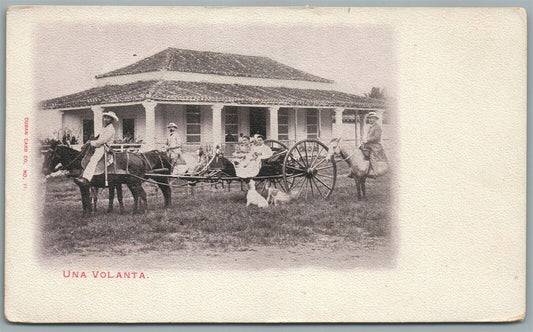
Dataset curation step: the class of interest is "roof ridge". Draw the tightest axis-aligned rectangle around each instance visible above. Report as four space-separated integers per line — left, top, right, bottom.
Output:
95 47 332 83
163 48 173 72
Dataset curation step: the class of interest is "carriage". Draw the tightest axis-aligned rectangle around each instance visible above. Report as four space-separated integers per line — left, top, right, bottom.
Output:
145 138 338 199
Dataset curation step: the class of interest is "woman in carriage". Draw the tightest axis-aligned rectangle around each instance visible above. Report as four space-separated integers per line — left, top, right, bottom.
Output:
232 134 273 178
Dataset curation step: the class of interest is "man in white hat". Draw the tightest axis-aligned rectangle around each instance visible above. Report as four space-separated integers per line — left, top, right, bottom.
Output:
363 111 387 177
75 111 118 185
165 122 183 171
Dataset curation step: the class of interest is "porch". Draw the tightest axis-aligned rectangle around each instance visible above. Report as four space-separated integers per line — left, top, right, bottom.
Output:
57 102 383 155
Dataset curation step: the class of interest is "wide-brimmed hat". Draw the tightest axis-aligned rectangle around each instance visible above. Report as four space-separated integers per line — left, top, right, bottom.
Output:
167 122 178 129
367 111 380 119
103 111 119 122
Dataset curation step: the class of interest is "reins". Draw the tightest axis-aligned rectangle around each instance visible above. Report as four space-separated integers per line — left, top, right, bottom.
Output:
336 148 357 163
58 145 88 170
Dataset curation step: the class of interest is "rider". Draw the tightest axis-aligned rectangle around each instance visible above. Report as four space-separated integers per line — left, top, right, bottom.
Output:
75 111 118 185
362 111 386 178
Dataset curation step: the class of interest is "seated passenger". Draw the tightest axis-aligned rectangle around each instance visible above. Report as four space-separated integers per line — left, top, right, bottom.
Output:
233 135 251 157
250 134 273 161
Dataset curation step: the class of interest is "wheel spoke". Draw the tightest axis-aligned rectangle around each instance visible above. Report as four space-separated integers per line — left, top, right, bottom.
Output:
293 175 306 190
310 176 325 198
313 155 329 169
316 163 336 171
303 141 311 167
315 172 335 179
285 164 306 173
295 146 308 168
308 177 314 197
310 145 324 167
301 178 308 199
288 154 306 170
297 175 307 195
313 175 333 192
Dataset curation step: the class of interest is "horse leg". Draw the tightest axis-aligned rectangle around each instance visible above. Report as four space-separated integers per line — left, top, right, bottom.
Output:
361 176 367 199
187 181 195 196
157 179 172 208
139 185 148 212
107 185 115 213
355 177 362 200
91 187 98 212
127 183 139 214
79 185 91 217
116 184 125 213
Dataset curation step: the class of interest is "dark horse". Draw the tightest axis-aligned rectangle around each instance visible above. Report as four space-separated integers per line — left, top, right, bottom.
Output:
42 142 172 215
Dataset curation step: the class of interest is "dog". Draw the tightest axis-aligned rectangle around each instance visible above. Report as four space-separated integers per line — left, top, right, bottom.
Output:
266 182 298 206
246 179 269 208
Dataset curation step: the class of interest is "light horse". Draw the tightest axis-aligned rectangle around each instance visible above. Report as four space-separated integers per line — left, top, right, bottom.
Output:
43 142 172 215
326 138 370 200
42 141 126 214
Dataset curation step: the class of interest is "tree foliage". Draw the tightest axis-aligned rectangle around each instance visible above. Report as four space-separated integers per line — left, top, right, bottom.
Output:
364 87 386 99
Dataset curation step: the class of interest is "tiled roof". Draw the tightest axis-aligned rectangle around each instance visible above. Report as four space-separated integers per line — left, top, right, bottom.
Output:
96 48 332 83
40 80 385 110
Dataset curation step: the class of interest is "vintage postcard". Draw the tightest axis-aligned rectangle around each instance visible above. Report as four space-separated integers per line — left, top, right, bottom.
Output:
5 6 526 322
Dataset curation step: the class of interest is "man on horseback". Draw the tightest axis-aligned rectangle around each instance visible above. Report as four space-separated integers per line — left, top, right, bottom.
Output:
362 111 387 178
74 111 118 186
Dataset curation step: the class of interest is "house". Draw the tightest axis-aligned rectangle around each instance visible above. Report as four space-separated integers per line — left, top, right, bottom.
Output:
40 48 386 152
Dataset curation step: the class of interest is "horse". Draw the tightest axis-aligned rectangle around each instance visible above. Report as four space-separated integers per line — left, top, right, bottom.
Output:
42 143 171 215
326 138 370 200
42 141 125 214
137 150 172 207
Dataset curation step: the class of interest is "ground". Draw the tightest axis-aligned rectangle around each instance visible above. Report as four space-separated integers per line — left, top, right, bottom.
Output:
40 161 396 270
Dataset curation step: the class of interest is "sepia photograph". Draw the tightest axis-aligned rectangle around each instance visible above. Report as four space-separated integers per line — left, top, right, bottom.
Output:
36 18 397 269
5 6 525 323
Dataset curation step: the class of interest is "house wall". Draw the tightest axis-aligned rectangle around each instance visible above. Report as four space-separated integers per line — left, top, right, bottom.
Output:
62 108 92 141
295 109 307 141
158 104 185 147
105 104 145 142
320 109 334 142
239 107 250 137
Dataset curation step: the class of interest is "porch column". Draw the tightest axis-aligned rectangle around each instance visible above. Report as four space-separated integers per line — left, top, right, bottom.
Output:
354 110 359 146
212 103 224 148
268 106 279 140
143 101 156 150
334 107 344 138
91 105 104 135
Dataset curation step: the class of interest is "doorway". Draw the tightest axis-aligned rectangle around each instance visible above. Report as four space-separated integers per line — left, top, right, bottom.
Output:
249 107 266 137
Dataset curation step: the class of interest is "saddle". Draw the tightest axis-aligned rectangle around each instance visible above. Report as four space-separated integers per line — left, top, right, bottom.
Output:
359 146 371 160
81 146 128 176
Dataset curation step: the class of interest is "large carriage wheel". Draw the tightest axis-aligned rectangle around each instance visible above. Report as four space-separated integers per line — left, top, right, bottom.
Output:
264 139 288 152
282 139 336 199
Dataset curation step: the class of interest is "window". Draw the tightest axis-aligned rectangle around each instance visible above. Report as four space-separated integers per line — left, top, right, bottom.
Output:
278 108 289 141
82 119 94 143
225 106 238 142
122 118 135 142
306 109 318 139
186 105 201 143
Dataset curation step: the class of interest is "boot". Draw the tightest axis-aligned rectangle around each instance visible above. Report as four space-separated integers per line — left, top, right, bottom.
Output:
74 177 90 186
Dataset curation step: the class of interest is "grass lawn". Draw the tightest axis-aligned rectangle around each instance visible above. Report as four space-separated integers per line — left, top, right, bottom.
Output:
40 161 395 268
